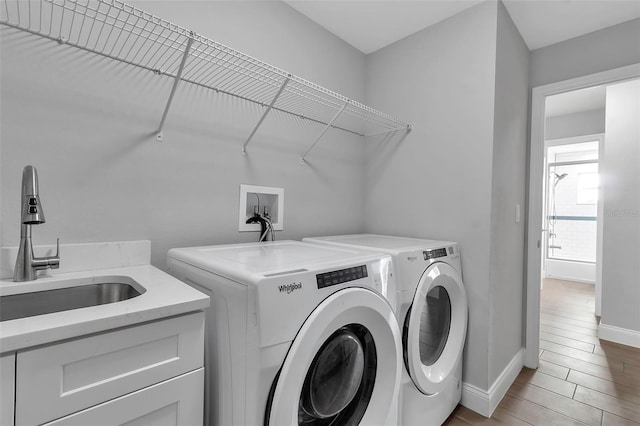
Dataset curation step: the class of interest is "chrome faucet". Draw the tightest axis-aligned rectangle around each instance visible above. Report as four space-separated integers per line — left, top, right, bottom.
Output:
14 165 60 282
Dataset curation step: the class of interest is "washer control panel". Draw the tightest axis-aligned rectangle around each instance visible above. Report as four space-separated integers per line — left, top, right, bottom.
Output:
316 265 368 289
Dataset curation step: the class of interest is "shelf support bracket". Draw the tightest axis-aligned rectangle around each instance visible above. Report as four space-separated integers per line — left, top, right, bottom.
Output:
242 76 290 155
365 124 413 138
300 101 349 165
156 33 195 142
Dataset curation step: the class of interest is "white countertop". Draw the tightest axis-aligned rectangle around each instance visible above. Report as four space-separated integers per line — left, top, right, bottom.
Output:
0 265 210 353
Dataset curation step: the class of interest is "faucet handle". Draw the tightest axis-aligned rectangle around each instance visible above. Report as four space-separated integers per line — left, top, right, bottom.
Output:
28 237 61 272
50 238 60 269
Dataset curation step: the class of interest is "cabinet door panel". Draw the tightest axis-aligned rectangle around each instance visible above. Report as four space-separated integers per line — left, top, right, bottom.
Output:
43 368 204 426
16 313 204 426
1 353 15 426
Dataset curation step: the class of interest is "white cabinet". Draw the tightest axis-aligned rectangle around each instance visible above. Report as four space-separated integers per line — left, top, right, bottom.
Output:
42 368 203 426
7 312 204 426
1 354 15 426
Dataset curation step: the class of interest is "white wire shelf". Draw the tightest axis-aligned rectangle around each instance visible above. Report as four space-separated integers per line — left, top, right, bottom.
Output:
1 0 412 161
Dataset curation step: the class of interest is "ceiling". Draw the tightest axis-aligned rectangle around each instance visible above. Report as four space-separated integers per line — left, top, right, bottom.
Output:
545 85 607 117
284 0 640 54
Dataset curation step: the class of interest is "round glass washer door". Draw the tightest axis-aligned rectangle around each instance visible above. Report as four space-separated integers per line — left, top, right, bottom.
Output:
298 325 372 424
266 287 402 426
404 262 467 395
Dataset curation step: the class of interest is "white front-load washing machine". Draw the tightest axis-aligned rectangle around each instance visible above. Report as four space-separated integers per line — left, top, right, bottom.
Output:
167 240 402 426
303 234 468 426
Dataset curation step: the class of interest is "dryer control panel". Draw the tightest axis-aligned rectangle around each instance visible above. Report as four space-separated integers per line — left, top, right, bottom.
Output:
423 247 448 260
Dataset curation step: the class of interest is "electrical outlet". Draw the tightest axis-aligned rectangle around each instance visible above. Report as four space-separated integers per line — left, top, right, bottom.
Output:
239 184 284 232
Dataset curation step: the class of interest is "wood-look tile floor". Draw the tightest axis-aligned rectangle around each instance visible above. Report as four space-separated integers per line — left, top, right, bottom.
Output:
444 278 640 425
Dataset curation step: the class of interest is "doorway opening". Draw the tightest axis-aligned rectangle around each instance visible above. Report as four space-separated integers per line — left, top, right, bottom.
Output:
524 64 640 368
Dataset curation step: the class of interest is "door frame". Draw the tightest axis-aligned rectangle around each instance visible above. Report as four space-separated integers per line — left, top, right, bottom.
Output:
524 63 640 368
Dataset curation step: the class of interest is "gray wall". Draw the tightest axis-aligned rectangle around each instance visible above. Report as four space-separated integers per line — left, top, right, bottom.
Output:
530 18 640 88
545 109 606 140
601 80 640 333
488 0 529 386
0 1 367 270
364 0 529 393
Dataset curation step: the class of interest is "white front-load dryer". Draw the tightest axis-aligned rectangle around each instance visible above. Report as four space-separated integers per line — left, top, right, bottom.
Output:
167 240 402 426
303 234 468 426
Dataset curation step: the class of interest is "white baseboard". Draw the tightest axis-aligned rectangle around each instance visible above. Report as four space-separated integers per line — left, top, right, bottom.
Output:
461 348 524 417
460 382 490 417
599 323 640 348
546 275 595 285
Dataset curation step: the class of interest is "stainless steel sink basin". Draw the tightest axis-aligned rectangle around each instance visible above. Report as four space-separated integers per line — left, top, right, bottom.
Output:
0 277 146 322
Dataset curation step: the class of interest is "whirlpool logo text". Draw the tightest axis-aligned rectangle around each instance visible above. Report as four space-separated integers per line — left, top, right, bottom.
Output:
278 282 302 294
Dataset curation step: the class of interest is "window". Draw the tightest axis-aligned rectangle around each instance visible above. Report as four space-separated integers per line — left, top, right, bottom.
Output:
577 172 599 204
